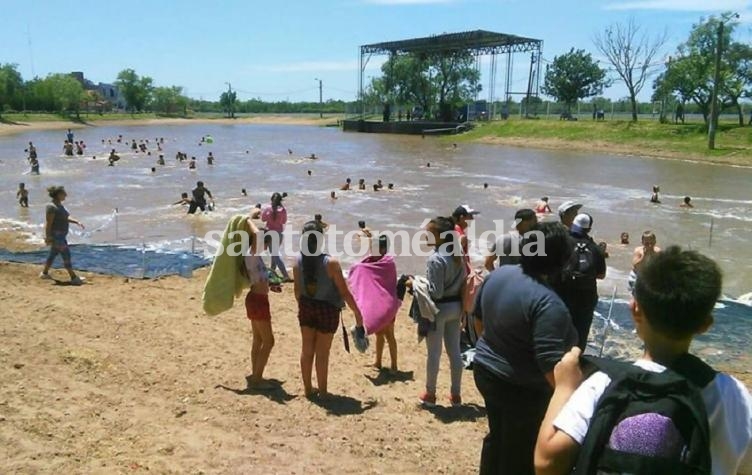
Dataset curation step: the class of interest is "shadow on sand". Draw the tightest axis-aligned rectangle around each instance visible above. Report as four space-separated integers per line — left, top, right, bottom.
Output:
215 378 296 405
364 368 414 386
309 393 378 416
424 403 486 424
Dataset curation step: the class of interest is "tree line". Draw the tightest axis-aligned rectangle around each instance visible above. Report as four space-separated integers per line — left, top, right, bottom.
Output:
542 13 751 124
2 13 749 122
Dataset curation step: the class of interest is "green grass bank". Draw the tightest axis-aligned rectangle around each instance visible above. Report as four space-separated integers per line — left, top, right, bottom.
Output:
460 118 752 167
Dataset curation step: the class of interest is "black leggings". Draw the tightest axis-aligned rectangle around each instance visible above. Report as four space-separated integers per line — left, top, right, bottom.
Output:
474 364 552 475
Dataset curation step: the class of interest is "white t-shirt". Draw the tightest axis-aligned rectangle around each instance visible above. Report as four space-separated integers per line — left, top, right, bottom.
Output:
244 255 268 286
553 359 752 475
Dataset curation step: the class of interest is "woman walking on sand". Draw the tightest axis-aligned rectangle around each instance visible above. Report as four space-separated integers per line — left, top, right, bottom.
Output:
261 192 292 282
293 221 367 398
39 186 86 285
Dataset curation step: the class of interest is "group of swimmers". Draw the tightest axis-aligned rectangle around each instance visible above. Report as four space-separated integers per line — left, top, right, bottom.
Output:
650 185 695 208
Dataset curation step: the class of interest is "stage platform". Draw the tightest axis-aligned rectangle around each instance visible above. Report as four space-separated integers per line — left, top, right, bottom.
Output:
341 119 472 135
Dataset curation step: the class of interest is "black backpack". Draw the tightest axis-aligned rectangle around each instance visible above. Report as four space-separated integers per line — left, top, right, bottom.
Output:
563 238 597 284
573 354 715 475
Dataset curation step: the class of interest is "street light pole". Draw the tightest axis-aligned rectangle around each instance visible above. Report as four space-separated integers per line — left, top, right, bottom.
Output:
315 78 323 118
708 22 723 150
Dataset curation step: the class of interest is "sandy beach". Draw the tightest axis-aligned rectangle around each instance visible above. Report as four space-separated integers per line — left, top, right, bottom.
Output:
0 115 341 138
0 230 489 474
0 227 750 473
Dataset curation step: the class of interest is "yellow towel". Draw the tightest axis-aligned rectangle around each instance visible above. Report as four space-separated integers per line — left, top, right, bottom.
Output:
202 215 251 316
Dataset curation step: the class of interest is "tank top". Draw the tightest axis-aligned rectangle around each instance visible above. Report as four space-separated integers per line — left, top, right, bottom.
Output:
296 254 344 309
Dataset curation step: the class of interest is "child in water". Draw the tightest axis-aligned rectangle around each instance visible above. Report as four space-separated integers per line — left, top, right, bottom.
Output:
17 183 29 207
173 192 191 206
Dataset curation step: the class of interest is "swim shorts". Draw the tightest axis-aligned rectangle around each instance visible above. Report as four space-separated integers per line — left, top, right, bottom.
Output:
245 292 271 321
297 297 340 334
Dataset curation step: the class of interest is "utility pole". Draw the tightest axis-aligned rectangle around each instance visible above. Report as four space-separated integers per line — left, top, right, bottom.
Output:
225 82 234 119
708 22 723 150
315 78 323 118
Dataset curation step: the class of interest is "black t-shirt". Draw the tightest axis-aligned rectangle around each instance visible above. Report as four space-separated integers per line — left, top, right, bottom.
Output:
473 265 577 387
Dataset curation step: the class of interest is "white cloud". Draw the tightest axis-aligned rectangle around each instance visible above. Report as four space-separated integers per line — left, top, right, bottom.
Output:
604 0 749 11
363 0 457 4
251 59 386 73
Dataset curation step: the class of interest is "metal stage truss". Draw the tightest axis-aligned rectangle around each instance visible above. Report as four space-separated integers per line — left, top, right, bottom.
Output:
358 30 543 119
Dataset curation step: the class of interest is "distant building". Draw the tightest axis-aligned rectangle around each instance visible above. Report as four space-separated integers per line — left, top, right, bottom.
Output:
69 71 125 111
95 83 125 110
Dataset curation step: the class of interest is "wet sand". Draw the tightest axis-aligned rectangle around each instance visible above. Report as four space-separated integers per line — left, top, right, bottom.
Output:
0 115 341 138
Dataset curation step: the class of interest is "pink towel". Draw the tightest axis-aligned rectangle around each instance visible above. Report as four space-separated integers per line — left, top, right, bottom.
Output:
347 254 401 335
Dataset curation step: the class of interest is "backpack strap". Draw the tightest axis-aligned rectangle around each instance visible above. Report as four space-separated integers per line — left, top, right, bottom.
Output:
581 354 716 389
670 353 716 389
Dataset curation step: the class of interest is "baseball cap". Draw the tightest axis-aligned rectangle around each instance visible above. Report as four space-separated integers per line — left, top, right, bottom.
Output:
453 205 480 218
572 213 593 232
557 200 582 216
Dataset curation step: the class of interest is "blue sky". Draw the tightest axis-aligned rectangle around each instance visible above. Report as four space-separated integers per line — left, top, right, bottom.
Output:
2 0 750 103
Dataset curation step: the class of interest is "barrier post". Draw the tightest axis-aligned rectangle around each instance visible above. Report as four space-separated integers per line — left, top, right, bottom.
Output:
141 240 147 279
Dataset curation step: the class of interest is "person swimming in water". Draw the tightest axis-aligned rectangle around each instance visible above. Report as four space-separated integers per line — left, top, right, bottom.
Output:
330 191 338 200
17 183 29 207
358 220 372 238
108 149 120 166
188 157 197 170
650 185 661 204
157 154 165 166
680 196 694 208
340 178 352 191
207 152 214 165
26 142 38 160
173 192 192 206
535 197 552 214
358 179 366 191
314 213 329 230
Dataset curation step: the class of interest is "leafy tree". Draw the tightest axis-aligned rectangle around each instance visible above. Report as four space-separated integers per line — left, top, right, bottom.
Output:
116 69 153 113
653 14 750 125
594 19 667 122
541 48 609 110
219 90 237 118
44 74 85 118
374 51 481 120
0 63 24 116
152 86 188 116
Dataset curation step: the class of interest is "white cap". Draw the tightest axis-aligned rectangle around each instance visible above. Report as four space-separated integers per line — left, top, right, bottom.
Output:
572 213 593 231
557 200 582 216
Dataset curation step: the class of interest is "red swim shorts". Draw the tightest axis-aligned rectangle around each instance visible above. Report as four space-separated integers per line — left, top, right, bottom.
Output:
245 292 271 321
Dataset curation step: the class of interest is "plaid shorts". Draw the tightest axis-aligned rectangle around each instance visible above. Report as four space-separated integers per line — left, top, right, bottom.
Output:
297 297 340 334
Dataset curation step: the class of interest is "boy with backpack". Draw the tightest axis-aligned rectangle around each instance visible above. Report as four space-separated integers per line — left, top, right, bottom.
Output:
534 246 752 475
